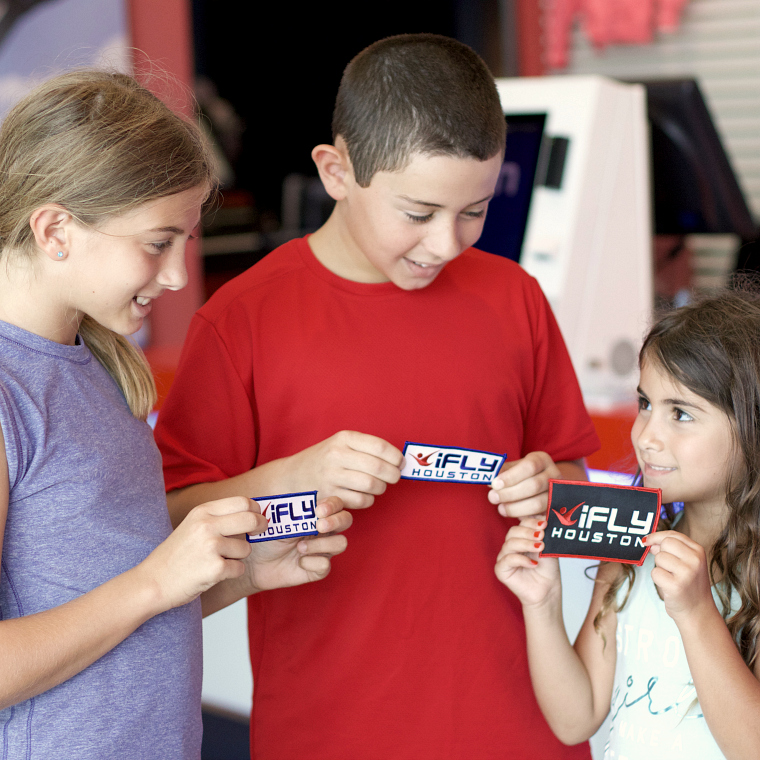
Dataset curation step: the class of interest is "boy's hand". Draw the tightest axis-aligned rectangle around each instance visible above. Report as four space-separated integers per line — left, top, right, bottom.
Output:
487 451 561 519
289 431 404 509
646 531 714 624
246 496 352 592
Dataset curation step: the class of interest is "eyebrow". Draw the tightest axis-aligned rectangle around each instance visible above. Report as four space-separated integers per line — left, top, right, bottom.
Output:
149 226 186 235
397 193 494 208
636 386 705 410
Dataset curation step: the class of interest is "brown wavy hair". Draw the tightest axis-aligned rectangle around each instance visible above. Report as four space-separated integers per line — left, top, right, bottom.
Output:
0 70 215 419
595 288 760 669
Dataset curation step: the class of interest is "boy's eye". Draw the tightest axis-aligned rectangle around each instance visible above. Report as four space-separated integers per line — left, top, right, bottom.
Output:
405 212 434 224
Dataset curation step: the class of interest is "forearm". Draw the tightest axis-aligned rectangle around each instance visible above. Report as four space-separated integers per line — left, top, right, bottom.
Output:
556 459 587 482
0 564 163 709
200 568 258 617
679 606 760 759
167 456 298 528
523 595 604 744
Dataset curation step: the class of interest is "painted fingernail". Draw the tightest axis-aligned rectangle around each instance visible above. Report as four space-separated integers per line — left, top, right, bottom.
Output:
533 531 541 538
534 542 541 548
530 559 538 565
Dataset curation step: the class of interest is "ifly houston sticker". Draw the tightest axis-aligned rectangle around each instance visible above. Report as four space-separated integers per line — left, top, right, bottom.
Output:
540 480 661 565
247 490 319 543
400 443 507 484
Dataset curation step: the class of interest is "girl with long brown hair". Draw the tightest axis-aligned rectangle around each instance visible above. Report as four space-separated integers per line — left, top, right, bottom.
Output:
496 290 760 759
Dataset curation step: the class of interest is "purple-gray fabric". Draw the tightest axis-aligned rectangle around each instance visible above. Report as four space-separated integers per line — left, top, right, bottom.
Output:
0 320 202 759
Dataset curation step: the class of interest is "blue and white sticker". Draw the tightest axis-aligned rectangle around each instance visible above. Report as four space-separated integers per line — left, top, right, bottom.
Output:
247 490 319 543
400 442 507 484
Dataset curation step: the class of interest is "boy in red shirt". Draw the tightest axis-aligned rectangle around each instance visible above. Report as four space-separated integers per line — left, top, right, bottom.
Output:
156 34 598 759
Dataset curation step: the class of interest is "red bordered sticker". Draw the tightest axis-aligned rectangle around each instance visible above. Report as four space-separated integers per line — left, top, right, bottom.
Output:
540 480 661 565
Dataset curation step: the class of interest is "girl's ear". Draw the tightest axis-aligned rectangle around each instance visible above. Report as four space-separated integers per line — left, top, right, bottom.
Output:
29 205 73 261
311 138 352 201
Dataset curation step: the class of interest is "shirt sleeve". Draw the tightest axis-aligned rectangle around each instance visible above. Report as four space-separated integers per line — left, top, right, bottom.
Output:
0 382 21 491
154 312 259 492
520 276 600 463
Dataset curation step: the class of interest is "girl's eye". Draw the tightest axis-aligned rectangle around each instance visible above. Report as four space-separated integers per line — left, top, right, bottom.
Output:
405 212 434 224
463 208 486 219
673 407 694 422
637 395 651 412
149 240 173 253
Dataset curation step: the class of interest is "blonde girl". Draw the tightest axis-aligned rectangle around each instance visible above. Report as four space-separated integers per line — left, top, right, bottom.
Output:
496 290 760 760
0 70 350 759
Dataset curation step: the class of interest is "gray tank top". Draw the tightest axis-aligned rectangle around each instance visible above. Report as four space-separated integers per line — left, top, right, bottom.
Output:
0 320 202 759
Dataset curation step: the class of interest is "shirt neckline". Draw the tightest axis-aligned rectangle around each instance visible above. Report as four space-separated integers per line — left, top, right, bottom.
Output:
0 319 91 364
295 235 414 297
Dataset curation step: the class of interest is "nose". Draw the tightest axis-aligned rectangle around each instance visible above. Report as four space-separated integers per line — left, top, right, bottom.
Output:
156 242 189 291
424 219 462 262
632 413 663 453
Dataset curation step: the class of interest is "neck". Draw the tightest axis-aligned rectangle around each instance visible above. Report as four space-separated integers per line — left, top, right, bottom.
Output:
676 500 728 554
308 209 387 283
0 257 80 344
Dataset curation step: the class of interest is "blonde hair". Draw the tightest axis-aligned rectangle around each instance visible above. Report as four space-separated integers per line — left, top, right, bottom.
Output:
0 70 215 420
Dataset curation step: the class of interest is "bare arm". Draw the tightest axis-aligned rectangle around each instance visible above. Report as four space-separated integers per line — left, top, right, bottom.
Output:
167 430 404 528
0 424 261 710
200 496 352 616
648 531 760 759
495 518 617 744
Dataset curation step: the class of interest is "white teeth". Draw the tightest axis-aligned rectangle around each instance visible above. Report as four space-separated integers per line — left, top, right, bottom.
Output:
134 296 151 306
411 260 432 268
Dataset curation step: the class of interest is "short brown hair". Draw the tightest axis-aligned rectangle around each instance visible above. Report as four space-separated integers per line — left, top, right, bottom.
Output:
332 34 506 187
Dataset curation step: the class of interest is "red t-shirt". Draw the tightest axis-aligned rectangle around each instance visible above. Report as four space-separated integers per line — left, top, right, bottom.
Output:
156 237 599 759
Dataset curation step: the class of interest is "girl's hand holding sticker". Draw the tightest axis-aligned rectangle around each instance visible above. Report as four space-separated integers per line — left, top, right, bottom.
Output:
494 517 560 608
646 530 713 623
245 495 351 593
139 496 265 611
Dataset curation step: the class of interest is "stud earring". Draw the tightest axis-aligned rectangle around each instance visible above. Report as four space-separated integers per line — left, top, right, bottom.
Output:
56 251 64 258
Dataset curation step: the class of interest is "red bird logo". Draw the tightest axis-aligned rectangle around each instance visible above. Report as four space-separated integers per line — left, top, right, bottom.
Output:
552 501 584 526
411 451 438 466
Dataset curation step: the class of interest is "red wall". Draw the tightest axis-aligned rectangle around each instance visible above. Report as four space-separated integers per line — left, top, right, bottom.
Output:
127 0 204 348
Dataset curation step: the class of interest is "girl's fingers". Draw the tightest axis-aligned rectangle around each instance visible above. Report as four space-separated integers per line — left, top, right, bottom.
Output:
497 536 544 562
201 496 258 516
495 550 540 570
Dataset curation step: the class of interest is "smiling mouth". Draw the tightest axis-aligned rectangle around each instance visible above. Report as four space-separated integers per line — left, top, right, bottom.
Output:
406 258 439 270
644 462 676 473
134 296 152 306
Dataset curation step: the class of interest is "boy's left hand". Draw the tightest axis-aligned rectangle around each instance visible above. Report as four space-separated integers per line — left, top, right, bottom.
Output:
487 451 561 519
246 496 352 592
646 531 714 623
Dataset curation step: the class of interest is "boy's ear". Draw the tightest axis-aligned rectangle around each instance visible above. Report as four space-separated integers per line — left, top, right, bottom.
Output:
29 205 73 261
311 139 352 201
